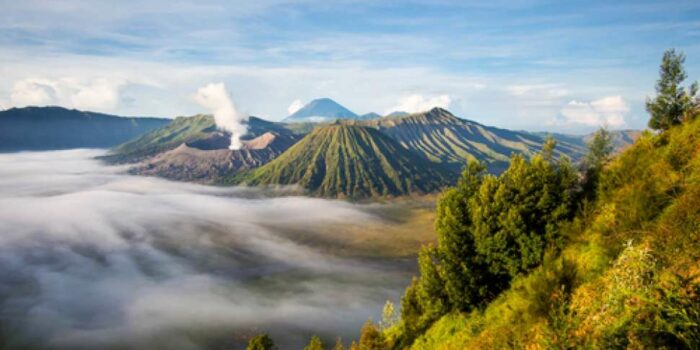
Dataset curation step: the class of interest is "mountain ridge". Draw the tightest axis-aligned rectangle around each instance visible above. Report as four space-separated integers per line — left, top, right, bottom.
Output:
0 106 169 151
227 123 456 198
358 107 586 172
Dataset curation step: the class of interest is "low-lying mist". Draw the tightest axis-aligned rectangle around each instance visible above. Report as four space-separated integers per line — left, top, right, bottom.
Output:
0 150 416 349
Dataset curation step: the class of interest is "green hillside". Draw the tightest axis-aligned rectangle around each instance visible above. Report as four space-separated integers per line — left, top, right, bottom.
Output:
395 114 700 350
361 108 586 172
323 50 700 350
228 124 456 198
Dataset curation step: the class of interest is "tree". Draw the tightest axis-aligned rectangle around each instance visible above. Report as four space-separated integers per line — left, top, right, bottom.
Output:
434 160 498 311
582 127 614 197
395 147 578 348
246 334 277 350
380 301 398 330
359 320 385 350
304 335 326 350
332 338 345 350
646 49 699 130
470 153 577 277
585 127 614 168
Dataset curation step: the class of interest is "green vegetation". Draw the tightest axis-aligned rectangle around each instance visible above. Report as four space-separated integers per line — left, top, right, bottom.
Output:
360 108 586 173
229 124 456 198
647 49 699 130
304 336 326 350
246 334 277 350
581 127 615 198
391 138 578 347
102 114 217 162
333 50 700 349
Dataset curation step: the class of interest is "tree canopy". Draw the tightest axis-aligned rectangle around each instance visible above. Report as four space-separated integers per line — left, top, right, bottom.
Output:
396 143 578 345
646 49 699 130
246 334 276 350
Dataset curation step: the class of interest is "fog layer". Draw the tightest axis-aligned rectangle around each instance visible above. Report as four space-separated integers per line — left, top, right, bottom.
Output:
0 150 414 349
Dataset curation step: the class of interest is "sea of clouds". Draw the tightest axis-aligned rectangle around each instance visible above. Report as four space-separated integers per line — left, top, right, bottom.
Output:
0 150 413 349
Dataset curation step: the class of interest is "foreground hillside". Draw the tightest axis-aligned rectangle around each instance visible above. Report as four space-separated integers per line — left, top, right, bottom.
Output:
228 124 456 198
0 106 169 151
361 108 586 172
350 115 698 350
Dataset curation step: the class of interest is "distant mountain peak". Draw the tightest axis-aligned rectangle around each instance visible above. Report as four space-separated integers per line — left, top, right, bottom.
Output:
384 111 410 118
375 107 462 126
283 98 357 123
358 112 381 120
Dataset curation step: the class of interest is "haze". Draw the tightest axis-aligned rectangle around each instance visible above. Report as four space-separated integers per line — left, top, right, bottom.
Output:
0 150 414 349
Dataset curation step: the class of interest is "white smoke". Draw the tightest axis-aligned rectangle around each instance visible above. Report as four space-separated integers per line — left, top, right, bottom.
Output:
194 83 249 150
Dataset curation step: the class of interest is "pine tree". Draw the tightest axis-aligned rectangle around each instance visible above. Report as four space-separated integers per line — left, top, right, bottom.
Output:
358 320 384 350
646 49 699 130
582 127 614 197
332 338 345 350
246 334 277 350
304 335 325 350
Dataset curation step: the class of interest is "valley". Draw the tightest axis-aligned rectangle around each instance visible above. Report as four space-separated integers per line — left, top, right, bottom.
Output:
1 2 698 349
0 149 434 349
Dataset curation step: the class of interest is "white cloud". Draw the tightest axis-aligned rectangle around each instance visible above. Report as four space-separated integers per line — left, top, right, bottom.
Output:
558 95 628 127
385 94 452 114
10 79 58 106
506 84 569 98
8 77 124 111
0 50 642 131
287 99 304 115
0 149 405 349
69 78 123 110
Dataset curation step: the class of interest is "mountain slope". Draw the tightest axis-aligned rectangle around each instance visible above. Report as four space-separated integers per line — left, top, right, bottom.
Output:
283 98 358 123
102 115 296 163
536 129 642 152
0 106 169 151
396 117 700 349
229 124 455 198
361 107 586 172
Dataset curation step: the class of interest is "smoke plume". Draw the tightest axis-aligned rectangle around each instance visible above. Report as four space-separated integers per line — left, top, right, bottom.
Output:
194 83 248 150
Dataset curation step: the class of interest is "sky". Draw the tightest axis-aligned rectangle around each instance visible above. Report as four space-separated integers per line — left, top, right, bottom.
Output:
0 0 699 133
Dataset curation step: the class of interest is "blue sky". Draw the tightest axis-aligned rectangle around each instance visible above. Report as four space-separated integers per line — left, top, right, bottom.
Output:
0 0 699 133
